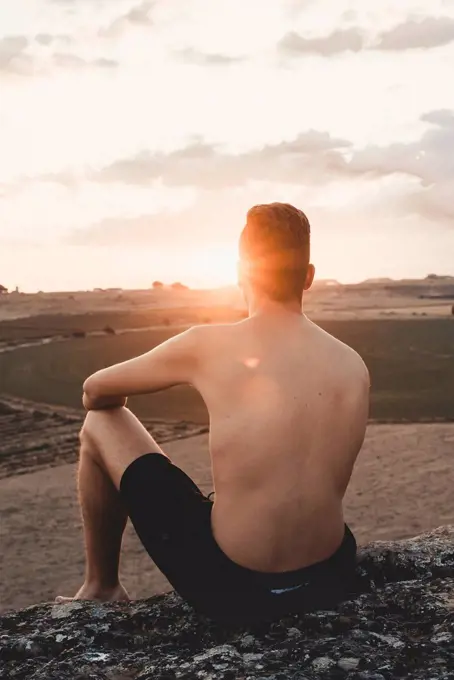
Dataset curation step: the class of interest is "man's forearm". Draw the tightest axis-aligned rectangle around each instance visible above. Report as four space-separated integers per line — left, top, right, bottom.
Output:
83 392 127 411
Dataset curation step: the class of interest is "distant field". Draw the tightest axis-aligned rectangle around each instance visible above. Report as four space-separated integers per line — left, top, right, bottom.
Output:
0 306 245 344
0 318 453 423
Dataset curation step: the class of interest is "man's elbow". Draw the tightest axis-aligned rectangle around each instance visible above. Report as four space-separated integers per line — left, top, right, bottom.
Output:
83 373 103 399
83 372 127 411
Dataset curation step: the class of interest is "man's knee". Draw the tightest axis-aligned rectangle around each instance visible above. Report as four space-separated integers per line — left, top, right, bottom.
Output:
78 407 161 488
80 409 97 445
79 407 127 447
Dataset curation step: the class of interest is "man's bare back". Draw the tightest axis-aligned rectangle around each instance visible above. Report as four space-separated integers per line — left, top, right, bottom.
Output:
191 312 369 573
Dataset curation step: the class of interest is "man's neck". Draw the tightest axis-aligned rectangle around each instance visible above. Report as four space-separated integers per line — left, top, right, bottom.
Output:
247 296 303 318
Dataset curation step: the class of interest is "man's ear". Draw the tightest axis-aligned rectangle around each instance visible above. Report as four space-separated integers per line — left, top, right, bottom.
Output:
304 264 315 291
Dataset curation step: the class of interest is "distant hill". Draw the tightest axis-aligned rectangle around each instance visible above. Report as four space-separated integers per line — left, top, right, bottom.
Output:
359 275 454 287
313 279 341 287
425 274 454 281
363 278 394 284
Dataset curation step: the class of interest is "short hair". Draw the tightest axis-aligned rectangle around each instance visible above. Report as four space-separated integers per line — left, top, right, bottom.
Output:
239 202 311 302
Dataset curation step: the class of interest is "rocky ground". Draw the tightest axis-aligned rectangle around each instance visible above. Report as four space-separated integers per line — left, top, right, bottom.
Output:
0 526 453 680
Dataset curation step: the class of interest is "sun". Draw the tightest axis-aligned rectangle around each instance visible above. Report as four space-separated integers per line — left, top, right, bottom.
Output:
183 244 239 288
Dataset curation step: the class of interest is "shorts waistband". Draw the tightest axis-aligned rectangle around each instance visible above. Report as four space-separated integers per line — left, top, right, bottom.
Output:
252 524 357 590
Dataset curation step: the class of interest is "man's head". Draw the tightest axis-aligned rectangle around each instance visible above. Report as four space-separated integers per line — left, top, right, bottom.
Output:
239 202 315 305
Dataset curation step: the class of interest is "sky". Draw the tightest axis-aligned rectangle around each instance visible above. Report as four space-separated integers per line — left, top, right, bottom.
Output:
1 0 454 292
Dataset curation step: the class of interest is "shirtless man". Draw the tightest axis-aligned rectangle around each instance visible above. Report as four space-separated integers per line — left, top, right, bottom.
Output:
56 203 370 623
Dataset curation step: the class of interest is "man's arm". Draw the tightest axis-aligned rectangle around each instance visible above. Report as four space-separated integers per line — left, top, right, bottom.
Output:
83 327 201 411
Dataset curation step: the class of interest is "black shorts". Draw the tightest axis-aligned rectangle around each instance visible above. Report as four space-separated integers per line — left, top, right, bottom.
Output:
120 453 357 624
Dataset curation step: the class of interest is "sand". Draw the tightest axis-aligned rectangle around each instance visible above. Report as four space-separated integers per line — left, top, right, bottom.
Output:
1 423 453 614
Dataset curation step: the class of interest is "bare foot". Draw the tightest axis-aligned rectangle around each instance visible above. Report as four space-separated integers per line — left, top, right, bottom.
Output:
55 582 130 604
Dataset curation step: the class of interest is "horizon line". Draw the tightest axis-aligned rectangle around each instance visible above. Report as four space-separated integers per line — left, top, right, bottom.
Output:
2 273 453 296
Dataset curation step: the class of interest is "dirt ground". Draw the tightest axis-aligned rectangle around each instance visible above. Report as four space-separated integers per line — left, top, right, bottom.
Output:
1 318 453 424
1 423 453 614
0 396 208 479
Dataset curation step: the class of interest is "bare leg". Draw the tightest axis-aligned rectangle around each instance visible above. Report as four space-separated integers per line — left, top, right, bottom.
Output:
55 441 129 603
56 407 164 603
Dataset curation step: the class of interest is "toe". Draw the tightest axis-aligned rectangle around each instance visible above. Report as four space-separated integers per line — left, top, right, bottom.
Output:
55 596 73 604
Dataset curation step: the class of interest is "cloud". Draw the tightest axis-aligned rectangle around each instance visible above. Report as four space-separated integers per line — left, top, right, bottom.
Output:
278 28 364 56
375 16 454 50
69 109 454 224
52 53 117 69
126 1 155 24
279 17 454 59
35 34 53 47
283 0 316 19
34 33 72 47
341 10 358 23
0 36 30 74
174 48 243 66
79 132 352 189
101 1 155 37
349 109 454 221
0 35 117 75
70 213 190 247
61 109 454 252
11 93 453 227
351 110 454 184
69 190 253 248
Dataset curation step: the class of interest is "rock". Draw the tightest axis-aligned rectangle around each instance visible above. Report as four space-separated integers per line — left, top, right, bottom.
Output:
312 656 336 671
337 656 360 671
1 526 453 680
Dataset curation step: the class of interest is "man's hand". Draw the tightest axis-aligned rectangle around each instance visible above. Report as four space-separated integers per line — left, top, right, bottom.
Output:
83 392 127 411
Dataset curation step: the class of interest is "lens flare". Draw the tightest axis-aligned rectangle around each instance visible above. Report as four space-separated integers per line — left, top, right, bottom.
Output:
244 357 260 369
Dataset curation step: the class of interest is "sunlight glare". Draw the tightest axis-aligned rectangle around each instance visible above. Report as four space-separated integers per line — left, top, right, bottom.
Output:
179 244 238 287
244 357 260 369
